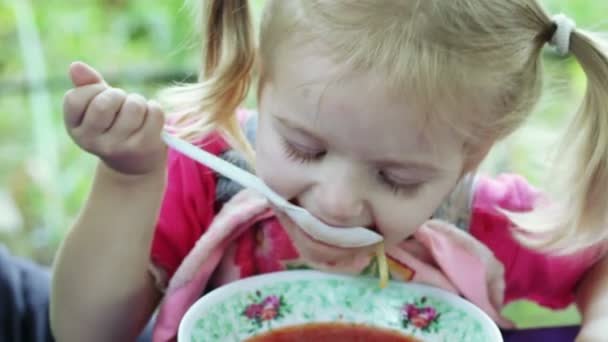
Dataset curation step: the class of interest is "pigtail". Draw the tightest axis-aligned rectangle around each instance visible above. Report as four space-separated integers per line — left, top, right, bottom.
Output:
555 30 608 249
161 0 256 161
515 26 608 252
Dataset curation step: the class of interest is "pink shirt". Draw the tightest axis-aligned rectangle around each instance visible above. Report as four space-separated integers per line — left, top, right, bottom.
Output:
470 175 606 308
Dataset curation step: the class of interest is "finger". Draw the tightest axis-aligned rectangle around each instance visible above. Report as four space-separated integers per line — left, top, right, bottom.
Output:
79 88 127 134
107 93 148 140
69 61 106 87
126 100 165 148
139 100 166 140
63 83 109 129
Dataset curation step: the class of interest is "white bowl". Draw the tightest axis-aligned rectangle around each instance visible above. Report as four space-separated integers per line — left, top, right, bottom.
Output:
179 270 503 341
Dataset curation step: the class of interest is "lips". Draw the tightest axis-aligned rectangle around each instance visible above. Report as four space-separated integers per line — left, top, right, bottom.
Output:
273 206 379 268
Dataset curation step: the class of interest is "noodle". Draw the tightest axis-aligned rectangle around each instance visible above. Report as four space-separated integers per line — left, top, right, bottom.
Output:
376 242 389 288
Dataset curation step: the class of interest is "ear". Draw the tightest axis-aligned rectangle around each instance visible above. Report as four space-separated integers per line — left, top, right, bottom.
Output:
462 143 493 175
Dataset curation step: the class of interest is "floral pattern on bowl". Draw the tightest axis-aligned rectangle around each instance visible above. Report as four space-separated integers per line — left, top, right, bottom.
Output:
179 270 502 342
401 297 440 332
243 291 291 332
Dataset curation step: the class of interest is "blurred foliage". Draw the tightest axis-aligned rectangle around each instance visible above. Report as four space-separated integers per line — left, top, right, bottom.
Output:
1 0 607 329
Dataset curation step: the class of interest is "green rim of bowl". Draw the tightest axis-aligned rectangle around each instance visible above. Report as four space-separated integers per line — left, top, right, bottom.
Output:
178 270 502 342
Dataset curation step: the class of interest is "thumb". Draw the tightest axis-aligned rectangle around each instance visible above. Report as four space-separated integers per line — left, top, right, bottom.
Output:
69 61 106 87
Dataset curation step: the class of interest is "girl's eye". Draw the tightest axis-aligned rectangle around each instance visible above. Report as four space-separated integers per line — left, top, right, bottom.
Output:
377 171 423 196
281 138 326 163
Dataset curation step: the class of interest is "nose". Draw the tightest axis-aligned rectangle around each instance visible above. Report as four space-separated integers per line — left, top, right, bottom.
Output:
311 176 367 227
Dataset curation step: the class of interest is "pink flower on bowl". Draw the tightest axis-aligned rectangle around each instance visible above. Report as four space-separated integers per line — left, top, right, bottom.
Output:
401 298 440 332
243 294 288 326
245 304 263 319
261 306 278 321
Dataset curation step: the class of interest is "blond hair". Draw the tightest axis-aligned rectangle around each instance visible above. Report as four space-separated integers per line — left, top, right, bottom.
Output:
161 0 608 253
160 0 256 162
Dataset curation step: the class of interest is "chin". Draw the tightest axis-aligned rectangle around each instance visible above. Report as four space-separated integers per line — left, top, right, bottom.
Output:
274 202 377 266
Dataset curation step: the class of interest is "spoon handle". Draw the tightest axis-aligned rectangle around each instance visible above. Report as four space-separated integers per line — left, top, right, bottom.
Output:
161 132 289 207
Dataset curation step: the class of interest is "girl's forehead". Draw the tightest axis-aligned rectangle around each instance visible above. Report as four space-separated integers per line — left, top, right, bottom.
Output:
263 28 507 152
265 51 465 165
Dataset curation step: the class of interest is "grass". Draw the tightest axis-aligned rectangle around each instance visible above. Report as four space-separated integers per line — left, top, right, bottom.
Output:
504 302 580 328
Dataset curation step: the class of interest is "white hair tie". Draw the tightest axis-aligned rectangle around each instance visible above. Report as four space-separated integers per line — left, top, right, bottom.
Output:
549 14 576 56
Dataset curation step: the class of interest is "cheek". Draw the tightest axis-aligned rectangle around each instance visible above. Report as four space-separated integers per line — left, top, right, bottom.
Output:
255 120 310 200
374 183 458 244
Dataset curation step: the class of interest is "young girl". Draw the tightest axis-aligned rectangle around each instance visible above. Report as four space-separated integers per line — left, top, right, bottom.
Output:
51 0 608 341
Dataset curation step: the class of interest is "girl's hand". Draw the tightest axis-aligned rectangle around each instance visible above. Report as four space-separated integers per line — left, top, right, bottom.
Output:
63 62 166 176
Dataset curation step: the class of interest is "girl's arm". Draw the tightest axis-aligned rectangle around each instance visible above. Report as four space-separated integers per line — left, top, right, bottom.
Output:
51 163 165 342
576 254 608 342
51 62 168 342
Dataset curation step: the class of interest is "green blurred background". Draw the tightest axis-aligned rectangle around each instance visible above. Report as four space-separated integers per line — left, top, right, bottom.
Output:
1 0 606 329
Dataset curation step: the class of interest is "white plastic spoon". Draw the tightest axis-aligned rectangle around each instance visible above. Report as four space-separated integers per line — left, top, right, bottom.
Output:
161 131 383 248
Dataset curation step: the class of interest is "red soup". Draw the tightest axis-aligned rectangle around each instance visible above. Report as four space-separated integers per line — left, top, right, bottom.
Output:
245 322 422 342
